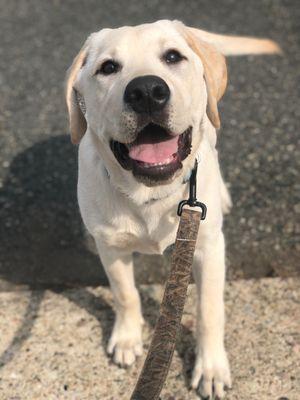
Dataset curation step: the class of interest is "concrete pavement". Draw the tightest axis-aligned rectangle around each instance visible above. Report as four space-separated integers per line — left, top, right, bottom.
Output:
0 278 299 399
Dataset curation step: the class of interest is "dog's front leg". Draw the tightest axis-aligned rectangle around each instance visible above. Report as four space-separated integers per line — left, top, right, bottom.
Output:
191 231 231 398
95 242 143 367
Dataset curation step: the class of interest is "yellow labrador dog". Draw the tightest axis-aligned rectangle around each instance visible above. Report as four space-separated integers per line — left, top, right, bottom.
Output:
66 20 279 398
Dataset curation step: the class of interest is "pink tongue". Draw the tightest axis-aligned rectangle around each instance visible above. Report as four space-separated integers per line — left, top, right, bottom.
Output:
129 136 178 164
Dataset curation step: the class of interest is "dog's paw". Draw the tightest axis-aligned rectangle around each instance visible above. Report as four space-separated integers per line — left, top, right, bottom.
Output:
107 315 143 367
191 348 231 399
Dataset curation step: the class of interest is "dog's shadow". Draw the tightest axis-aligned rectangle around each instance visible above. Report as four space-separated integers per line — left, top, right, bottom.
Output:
0 135 105 288
0 134 195 388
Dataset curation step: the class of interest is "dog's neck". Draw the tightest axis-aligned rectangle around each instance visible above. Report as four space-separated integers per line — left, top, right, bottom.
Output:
103 164 193 206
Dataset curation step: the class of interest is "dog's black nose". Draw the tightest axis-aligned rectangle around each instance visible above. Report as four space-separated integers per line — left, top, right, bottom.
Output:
124 75 170 114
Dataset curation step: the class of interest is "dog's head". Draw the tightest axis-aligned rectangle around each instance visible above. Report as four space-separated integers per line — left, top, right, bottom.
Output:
65 20 227 186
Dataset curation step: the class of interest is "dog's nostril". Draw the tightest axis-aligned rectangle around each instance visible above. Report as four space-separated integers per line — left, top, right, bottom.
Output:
152 85 168 101
124 87 144 107
131 89 144 103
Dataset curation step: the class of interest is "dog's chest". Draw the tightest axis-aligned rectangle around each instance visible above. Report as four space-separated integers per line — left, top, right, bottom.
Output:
98 209 178 255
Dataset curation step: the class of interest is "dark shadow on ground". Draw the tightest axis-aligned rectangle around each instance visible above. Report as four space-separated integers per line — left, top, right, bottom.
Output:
0 135 105 288
0 135 174 289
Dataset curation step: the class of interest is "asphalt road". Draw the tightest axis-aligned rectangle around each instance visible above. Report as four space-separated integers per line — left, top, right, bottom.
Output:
0 0 299 288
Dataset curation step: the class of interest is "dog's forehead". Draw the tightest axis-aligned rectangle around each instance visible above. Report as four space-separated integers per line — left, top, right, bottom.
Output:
89 20 185 56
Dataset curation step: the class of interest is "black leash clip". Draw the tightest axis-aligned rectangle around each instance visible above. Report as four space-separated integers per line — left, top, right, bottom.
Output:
177 158 207 219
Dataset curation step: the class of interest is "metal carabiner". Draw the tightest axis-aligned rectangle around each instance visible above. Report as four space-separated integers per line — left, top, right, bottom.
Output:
177 158 207 219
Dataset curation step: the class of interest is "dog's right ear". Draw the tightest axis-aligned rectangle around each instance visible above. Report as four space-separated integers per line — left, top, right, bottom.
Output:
65 39 90 144
174 21 227 130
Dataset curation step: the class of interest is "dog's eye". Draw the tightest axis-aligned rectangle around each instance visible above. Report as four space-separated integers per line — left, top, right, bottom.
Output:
96 60 120 75
164 49 184 64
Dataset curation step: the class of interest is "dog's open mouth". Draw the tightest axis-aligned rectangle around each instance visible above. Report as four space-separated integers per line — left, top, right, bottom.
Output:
110 123 192 182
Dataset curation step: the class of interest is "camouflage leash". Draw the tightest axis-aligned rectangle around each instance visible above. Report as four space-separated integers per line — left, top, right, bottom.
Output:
131 160 206 400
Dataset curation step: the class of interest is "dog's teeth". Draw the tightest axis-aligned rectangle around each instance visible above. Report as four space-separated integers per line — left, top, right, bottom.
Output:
155 158 173 167
139 156 175 168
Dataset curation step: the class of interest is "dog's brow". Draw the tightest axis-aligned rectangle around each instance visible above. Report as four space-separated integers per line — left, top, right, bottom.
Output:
94 48 118 62
160 38 186 53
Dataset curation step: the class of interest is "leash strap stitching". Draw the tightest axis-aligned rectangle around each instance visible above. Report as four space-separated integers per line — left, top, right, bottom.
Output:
176 238 197 241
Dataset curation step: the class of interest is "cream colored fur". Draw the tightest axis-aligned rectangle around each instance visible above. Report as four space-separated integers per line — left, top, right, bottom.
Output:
65 20 279 398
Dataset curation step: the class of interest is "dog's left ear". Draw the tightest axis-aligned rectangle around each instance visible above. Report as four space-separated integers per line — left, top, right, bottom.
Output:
176 22 227 129
65 38 90 144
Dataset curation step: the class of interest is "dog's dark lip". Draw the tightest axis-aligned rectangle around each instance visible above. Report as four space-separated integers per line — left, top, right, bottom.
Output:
110 123 192 182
